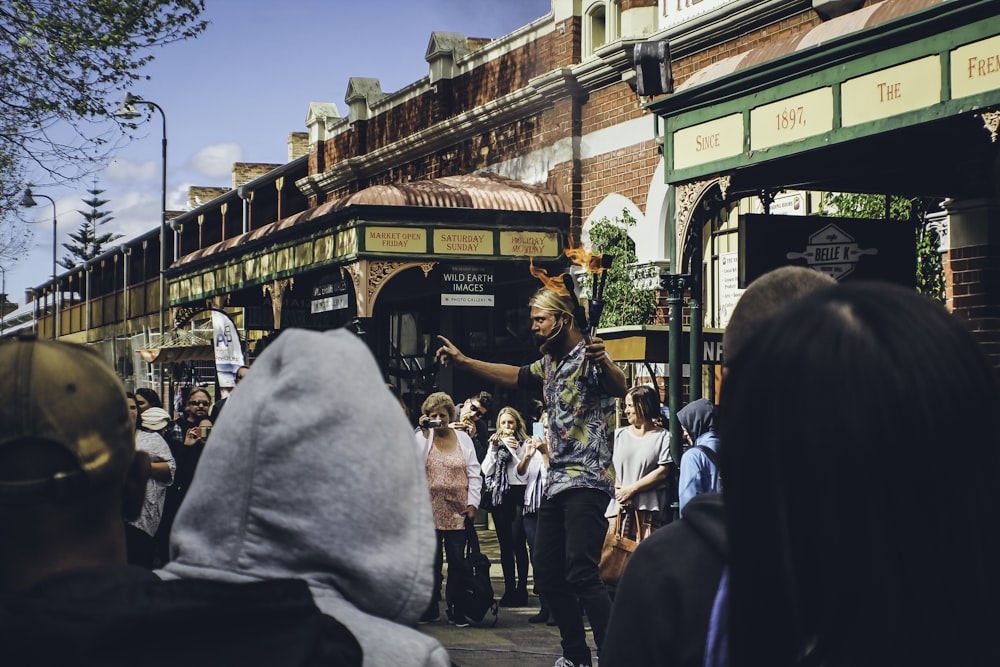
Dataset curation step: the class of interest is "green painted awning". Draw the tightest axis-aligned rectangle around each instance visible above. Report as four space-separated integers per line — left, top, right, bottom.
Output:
647 0 1000 198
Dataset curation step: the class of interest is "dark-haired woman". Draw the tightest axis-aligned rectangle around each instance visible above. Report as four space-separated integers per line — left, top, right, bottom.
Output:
708 281 1000 667
134 387 163 414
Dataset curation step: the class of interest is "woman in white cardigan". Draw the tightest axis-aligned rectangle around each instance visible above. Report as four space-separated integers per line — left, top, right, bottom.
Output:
482 406 532 607
414 391 482 626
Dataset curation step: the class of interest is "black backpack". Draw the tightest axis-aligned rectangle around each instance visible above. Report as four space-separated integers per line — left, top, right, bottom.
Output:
452 521 499 626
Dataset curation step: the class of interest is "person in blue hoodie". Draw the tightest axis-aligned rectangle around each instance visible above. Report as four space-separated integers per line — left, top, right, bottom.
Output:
676 398 721 517
159 328 451 667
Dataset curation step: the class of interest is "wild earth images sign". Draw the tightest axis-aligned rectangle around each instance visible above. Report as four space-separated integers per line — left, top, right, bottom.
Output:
441 266 495 307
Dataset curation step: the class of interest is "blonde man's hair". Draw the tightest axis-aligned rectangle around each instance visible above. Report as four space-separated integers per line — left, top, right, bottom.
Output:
528 288 577 329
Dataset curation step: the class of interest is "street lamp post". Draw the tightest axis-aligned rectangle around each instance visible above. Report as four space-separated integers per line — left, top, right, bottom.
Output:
20 188 59 339
115 93 168 394
0 264 6 338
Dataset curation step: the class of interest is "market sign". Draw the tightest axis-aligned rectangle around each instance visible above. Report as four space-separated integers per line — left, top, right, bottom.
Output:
441 265 494 307
739 214 915 287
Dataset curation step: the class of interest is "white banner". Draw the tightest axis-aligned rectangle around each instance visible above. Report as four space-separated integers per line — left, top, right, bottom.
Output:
211 310 245 389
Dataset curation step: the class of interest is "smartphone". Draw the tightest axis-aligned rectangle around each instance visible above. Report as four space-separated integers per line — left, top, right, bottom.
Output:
426 419 444 428
532 422 544 439
199 425 212 439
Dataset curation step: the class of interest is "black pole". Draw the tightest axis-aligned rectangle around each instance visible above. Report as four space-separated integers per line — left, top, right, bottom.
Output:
663 273 689 468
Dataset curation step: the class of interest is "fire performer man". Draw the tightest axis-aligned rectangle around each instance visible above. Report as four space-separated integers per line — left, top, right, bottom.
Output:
436 286 627 667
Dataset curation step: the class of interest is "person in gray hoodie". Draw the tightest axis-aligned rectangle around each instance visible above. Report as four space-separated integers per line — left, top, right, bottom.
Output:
159 328 451 667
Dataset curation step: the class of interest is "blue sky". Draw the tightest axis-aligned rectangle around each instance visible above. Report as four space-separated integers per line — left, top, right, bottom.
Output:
9 0 551 303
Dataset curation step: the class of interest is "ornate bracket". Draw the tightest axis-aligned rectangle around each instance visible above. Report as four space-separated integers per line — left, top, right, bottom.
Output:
978 110 1000 143
674 175 733 273
758 188 781 214
343 260 438 318
263 278 294 330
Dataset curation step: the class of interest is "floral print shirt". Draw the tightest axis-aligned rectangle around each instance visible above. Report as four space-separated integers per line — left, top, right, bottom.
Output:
518 340 616 498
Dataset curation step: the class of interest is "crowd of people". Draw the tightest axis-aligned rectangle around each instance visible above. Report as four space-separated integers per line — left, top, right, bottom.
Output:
2 267 998 667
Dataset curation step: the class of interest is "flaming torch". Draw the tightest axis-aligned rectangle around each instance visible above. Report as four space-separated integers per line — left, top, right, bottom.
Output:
529 233 614 370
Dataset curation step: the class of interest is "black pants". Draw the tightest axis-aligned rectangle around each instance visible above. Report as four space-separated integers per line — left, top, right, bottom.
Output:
534 487 613 665
491 484 529 594
430 529 467 609
125 523 155 568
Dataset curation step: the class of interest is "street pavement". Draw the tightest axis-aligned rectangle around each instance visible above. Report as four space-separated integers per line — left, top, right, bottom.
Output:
418 522 599 666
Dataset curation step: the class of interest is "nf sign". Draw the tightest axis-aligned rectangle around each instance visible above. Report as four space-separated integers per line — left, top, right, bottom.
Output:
441 266 494 307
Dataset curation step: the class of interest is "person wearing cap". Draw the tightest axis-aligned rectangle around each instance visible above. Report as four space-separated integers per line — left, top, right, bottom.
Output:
0 335 363 666
125 397 175 568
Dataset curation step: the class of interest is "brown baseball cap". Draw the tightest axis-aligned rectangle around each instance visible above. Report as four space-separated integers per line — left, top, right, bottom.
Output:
0 335 134 500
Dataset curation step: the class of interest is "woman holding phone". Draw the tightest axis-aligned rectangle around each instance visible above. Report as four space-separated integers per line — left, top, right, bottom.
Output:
482 406 532 607
415 391 482 626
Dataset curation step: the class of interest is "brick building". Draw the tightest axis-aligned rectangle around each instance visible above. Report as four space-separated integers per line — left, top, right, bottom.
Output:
19 0 998 410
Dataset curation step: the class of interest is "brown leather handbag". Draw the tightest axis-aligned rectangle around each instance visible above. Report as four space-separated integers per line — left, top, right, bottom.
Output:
598 508 642 586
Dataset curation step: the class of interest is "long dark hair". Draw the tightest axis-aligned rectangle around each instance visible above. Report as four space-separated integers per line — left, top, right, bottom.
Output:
720 281 1000 667
135 387 163 410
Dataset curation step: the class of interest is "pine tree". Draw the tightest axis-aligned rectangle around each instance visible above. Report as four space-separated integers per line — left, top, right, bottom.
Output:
60 180 123 270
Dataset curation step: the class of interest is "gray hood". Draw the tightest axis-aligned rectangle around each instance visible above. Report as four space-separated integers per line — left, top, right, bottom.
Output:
159 328 448 666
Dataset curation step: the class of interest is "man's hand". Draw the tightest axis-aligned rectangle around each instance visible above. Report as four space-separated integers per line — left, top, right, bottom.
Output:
436 335 465 368
585 336 610 362
450 420 476 437
587 335 628 397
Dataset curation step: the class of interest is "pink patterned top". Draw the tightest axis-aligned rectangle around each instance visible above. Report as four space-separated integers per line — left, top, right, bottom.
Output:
425 444 470 531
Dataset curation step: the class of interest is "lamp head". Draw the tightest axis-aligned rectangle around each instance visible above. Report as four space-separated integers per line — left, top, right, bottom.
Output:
20 187 37 209
113 93 143 120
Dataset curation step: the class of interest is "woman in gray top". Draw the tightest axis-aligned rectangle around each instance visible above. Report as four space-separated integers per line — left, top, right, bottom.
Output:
606 384 671 540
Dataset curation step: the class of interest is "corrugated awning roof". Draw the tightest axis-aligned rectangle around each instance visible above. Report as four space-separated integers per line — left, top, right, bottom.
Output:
330 173 566 212
176 173 566 267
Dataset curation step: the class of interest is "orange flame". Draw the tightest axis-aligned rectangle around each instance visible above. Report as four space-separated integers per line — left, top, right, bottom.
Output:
563 233 606 274
529 257 570 296
527 233 607 293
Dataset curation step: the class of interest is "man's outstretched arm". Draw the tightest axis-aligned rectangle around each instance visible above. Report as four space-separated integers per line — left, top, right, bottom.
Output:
436 335 521 388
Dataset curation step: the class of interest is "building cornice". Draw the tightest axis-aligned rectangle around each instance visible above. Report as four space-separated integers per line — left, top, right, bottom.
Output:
297 67 585 199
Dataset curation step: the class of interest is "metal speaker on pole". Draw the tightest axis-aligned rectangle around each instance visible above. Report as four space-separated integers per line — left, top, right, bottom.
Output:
634 39 673 97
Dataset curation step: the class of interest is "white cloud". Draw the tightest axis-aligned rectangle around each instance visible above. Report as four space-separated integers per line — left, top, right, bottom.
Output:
189 143 243 180
104 157 159 184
